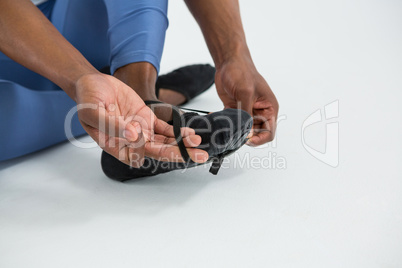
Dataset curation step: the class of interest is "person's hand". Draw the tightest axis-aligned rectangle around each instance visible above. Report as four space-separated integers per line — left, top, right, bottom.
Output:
74 73 209 167
215 56 279 146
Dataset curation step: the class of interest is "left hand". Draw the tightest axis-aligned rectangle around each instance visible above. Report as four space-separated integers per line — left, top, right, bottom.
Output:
215 56 279 146
75 73 209 167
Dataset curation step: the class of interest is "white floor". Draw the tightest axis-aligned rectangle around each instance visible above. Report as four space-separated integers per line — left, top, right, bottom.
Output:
1 0 401 267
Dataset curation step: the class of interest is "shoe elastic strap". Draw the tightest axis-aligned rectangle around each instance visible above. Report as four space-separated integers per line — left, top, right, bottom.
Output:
178 107 209 114
209 155 224 175
172 107 191 163
144 100 164 106
144 100 191 163
145 100 225 174
144 100 209 114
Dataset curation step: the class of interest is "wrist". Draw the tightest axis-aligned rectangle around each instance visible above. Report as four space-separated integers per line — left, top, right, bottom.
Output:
213 39 244 67
215 48 256 74
61 64 99 102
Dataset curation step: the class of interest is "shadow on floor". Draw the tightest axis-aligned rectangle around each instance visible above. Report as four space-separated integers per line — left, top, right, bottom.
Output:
0 137 247 228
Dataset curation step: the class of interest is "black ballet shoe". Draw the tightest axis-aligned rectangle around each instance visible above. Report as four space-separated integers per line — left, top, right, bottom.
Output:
101 101 253 182
99 64 215 104
155 64 215 104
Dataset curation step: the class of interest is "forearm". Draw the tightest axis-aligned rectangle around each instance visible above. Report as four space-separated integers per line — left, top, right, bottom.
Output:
184 0 252 68
0 0 97 100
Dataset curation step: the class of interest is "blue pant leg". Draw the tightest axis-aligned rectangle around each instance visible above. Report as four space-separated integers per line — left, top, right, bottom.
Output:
0 80 85 162
0 0 110 88
0 0 113 161
51 0 110 69
103 0 169 74
0 0 168 161
0 0 58 91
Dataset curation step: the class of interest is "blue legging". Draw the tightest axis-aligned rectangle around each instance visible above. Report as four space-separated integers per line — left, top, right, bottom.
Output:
0 0 168 162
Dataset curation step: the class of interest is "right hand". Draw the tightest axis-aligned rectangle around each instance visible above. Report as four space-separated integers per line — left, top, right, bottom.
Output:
215 56 279 146
74 73 209 167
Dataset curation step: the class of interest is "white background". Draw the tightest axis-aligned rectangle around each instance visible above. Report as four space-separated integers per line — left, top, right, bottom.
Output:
1 0 402 267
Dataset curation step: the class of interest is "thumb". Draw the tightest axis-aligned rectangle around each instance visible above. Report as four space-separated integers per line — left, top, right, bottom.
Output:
236 90 255 117
234 90 255 140
123 121 142 142
78 103 141 142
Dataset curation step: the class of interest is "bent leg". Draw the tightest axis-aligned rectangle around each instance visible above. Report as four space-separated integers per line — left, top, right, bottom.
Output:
0 0 110 162
0 0 169 161
102 0 169 75
101 0 170 116
0 80 85 162
50 0 168 72
51 0 110 69
0 0 59 92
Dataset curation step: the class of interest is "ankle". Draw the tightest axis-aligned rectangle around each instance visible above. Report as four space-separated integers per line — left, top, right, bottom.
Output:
114 62 158 100
158 88 187 105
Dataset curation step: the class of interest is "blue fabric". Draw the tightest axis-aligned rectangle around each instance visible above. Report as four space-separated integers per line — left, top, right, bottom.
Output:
104 0 168 74
0 79 84 161
37 0 56 19
0 0 168 161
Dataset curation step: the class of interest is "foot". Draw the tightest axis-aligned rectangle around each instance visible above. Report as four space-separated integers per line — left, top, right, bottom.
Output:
100 63 215 121
101 107 253 181
157 88 186 106
156 64 216 105
145 99 180 122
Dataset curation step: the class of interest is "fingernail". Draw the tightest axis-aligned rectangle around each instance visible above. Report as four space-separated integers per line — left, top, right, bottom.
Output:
193 152 209 163
200 152 209 163
123 130 134 141
134 123 142 134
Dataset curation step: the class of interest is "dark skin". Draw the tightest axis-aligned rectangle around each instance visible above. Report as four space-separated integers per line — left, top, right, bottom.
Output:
117 0 279 145
185 0 279 145
0 0 278 167
0 0 209 167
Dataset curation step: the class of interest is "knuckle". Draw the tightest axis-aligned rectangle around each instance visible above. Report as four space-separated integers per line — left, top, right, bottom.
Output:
239 87 254 96
163 136 171 145
163 124 171 136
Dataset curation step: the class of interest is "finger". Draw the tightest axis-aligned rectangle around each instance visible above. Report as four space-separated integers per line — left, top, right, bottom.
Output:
247 116 276 146
253 100 272 110
81 122 146 167
154 118 196 138
247 131 270 146
152 134 202 148
78 103 141 142
124 130 145 167
145 142 209 163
